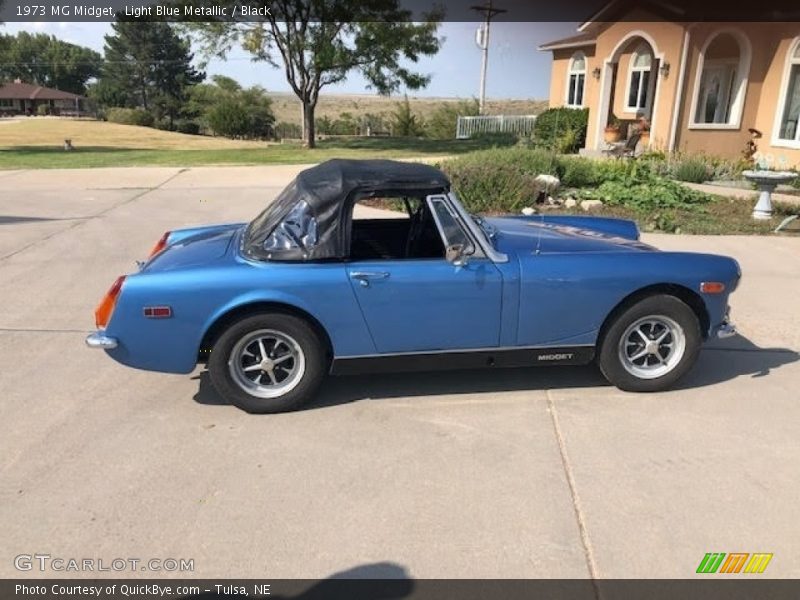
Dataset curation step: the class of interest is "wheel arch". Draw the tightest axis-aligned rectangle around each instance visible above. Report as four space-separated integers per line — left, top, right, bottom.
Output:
198 301 334 363
596 283 710 348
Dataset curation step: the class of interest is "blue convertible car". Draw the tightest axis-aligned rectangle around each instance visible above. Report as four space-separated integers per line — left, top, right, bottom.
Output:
87 159 739 413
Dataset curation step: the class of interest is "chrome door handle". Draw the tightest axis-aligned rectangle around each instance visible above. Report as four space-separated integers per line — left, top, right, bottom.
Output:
350 271 390 279
350 271 390 287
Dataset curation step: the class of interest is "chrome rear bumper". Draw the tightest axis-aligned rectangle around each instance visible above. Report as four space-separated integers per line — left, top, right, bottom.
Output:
85 331 118 349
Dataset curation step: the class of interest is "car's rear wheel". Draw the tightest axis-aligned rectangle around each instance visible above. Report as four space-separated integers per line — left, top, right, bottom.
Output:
208 313 327 413
598 294 701 392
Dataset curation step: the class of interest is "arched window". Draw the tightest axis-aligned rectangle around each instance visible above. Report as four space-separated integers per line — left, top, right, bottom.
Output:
776 39 800 144
691 31 751 128
626 44 652 111
566 52 586 107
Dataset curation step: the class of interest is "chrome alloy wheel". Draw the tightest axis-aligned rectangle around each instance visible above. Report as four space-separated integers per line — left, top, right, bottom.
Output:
617 315 686 380
228 329 306 398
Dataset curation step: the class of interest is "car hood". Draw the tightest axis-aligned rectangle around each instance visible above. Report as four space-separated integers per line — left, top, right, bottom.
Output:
485 215 656 255
143 223 245 272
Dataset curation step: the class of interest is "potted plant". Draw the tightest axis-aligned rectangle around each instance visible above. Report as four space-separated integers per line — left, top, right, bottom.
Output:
604 113 622 143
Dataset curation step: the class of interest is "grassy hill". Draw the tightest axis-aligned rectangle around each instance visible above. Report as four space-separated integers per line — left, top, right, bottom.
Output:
268 92 547 125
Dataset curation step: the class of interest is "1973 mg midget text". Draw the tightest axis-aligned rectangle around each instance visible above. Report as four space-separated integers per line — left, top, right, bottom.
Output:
86 159 740 413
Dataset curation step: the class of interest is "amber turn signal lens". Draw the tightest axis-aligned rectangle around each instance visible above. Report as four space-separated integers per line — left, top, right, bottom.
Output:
147 231 171 259
95 275 126 329
700 281 726 294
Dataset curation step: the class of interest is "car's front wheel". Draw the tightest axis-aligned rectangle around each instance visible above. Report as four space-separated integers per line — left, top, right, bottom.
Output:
598 294 701 392
208 313 327 413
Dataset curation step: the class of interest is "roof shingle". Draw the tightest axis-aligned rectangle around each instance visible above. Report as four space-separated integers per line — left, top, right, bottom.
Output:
0 81 84 101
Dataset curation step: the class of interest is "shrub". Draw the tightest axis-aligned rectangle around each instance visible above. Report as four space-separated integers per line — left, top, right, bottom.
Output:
274 121 302 140
207 98 250 138
106 107 154 127
175 120 200 135
187 78 275 139
316 112 359 135
473 131 519 146
441 147 712 216
532 107 589 154
424 99 480 140
558 156 598 187
672 155 712 183
390 95 424 137
577 161 710 211
440 147 561 212
36 104 50 116
359 112 389 135
710 157 749 181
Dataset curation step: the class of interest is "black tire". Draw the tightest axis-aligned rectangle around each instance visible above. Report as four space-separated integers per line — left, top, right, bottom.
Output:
598 294 701 392
208 312 327 413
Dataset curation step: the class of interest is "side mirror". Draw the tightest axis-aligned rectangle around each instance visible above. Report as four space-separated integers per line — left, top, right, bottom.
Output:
446 243 470 266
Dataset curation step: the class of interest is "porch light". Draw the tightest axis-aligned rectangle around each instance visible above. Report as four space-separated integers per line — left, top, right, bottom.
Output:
659 62 671 77
592 67 602 79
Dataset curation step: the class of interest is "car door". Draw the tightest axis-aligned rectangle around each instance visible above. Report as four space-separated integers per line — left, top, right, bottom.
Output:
346 194 503 354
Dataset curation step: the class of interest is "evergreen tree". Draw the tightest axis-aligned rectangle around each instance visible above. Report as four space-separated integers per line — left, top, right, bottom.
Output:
98 19 203 127
391 95 423 137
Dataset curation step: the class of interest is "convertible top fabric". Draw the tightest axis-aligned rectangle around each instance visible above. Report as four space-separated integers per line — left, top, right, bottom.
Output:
243 159 450 261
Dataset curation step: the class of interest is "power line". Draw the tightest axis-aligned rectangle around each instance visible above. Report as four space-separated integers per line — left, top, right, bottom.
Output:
0 57 257 67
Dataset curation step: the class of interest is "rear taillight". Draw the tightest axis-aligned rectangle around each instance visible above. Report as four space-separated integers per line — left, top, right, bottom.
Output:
147 231 171 259
95 275 126 329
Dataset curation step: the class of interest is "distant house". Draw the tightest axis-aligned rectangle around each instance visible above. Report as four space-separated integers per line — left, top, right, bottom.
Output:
539 0 800 167
0 79 88 116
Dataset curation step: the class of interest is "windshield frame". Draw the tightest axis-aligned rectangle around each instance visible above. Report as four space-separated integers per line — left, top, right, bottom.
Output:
446 191 508 264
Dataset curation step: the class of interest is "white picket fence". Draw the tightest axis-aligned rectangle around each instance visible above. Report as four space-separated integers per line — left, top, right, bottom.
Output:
456 115 538 139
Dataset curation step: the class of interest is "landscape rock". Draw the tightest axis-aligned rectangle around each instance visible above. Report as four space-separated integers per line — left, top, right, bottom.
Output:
521 207 536 216
534 174 560 197
581 199 604 211
564 198 578 208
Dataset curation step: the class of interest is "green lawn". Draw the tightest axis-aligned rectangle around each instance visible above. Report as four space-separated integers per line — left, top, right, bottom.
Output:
0 137 504 169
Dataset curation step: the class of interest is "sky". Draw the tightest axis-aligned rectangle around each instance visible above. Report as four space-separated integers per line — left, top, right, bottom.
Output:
1 21 579 99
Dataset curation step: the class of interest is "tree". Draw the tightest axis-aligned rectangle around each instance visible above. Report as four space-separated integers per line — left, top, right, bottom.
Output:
390 95 423 137
98 19 204 127
185 1 442 148
188 75 275 140
207 97 250 138
0 32 102 94
424 98 480 140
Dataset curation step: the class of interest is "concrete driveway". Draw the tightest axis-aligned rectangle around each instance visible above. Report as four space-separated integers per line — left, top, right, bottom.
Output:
0 166 798 579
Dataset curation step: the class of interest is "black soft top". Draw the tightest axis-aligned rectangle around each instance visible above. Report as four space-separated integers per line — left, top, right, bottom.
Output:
243 159 450 261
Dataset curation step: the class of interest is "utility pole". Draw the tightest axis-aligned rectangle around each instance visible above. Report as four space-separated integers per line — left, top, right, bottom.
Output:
472 0 507 114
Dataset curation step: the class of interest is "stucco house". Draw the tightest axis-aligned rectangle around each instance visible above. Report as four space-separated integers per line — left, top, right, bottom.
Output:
540 1 800 167
0 80 88 116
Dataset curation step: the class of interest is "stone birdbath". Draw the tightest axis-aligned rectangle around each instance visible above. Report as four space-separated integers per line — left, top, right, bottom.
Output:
743 170 797 220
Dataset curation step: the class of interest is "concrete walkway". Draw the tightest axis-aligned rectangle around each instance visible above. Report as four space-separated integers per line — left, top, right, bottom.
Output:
685 181 800 206
1 164 799 579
